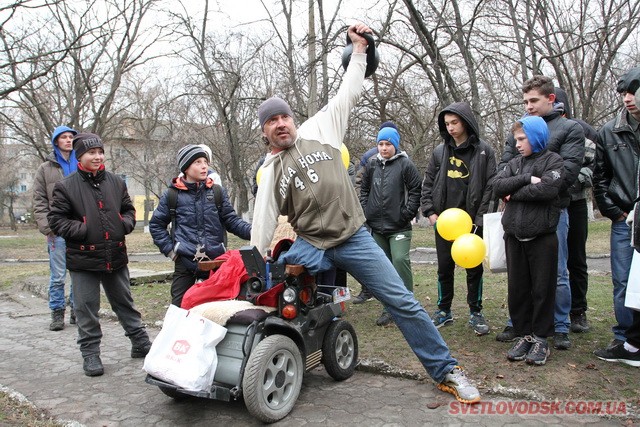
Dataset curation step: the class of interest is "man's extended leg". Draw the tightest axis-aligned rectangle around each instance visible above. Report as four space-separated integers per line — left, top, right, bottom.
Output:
333 228 457 382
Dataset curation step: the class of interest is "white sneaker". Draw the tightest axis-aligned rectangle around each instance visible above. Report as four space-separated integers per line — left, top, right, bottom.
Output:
437 366 481 403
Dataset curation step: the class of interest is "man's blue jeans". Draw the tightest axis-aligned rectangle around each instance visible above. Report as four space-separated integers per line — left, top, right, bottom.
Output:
610 220 635 341
280 227 457 383
48 235 72 311
554 209 571 334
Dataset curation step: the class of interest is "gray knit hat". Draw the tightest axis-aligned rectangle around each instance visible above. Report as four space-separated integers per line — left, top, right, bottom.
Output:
73 133 104 159
258 96 294 129
177 144 209 174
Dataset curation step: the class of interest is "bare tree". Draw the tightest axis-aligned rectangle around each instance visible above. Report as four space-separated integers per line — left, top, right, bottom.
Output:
0 0 167 161
0 0 77 99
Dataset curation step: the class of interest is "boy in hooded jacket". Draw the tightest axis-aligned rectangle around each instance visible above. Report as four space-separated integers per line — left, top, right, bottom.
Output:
149 144 252 307
33 125 78 331
359 126 422 326
420 102 497 335
493 116 564 365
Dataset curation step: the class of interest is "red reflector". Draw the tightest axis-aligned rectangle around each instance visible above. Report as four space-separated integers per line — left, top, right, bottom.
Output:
299 287 312 305
282 304 297 319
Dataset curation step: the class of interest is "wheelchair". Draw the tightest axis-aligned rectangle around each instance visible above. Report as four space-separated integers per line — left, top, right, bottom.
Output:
145 244 358 423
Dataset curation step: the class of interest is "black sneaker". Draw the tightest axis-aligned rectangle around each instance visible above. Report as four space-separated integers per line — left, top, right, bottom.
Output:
507 336 534 361
606 338 625 350
570 311 589 333
431 309 453 328
131 341 152 358
496 326 520 342
352 290 374 305
594 343 640 367
554 332 571 350
376 311 394 326
526 336 550 366
83 355 104 377
469 312 490 336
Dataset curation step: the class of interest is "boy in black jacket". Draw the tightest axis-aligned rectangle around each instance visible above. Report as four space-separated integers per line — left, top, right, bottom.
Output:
48 133 151 377
493 116 564 366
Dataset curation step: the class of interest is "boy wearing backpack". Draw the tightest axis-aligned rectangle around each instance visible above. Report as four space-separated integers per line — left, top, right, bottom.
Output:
149 145 252 307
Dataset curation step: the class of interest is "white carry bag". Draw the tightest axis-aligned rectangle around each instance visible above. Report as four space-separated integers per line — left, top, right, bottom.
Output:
143 304 227 392
625 249 640 311
482 211 507 273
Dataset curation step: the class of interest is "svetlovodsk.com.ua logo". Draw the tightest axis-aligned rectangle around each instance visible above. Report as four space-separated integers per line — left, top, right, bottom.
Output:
449 400 628 416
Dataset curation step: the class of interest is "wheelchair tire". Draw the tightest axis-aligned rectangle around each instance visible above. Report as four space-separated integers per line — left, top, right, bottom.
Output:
322 319 358 381
242 334 303 423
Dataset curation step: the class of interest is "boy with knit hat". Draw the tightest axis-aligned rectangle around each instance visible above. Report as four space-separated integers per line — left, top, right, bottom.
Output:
359 125 422 326
421 102 497 335
47 132 152 376
150 144 251 307
352 121 401 305
251 23 481 404
493 116 564 365
33 125 78 331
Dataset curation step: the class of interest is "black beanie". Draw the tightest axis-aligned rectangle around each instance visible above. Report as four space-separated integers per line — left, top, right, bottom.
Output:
379 121 398 131
73 133 104 159
616 67 640 94
554 87 572 119
177 144 208 174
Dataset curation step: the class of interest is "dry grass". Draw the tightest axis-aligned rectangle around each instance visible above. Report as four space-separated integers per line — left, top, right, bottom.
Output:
1 219 638 422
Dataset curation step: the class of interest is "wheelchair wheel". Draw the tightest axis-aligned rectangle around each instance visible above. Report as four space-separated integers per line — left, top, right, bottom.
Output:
322 319 358 381
242 334 303 423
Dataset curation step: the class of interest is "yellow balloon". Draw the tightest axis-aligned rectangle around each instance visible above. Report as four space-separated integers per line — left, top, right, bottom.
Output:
436 208 472 241
256 166 263 186
340 143 350 169
451 233 486 269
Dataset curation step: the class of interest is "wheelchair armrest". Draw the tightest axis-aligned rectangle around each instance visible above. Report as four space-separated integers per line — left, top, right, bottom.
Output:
198 259 226 271
285 264 306 276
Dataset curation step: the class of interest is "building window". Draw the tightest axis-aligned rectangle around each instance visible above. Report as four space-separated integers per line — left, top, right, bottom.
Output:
20 185 27 192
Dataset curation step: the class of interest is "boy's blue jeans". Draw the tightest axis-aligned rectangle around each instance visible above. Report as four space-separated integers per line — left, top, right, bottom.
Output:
280 226 457 383
554 209 571 334
48 235 72 311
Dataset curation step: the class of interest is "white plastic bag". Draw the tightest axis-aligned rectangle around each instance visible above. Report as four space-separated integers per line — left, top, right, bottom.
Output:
143 304 227 391
483 212 507 273
625 250 640 311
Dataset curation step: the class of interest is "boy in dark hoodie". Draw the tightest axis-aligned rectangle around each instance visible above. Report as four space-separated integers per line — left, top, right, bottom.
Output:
33 125 78 331
493 116 564 365
420 102 497 335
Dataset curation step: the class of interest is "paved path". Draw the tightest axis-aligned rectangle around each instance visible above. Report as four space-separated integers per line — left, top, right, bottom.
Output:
0 279 621 426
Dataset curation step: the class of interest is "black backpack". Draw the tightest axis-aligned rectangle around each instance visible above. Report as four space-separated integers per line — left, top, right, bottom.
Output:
166 184 227 247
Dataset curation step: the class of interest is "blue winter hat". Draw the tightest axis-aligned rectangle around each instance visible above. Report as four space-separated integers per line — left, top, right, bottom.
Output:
518 116 549 154
377 127 400 151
